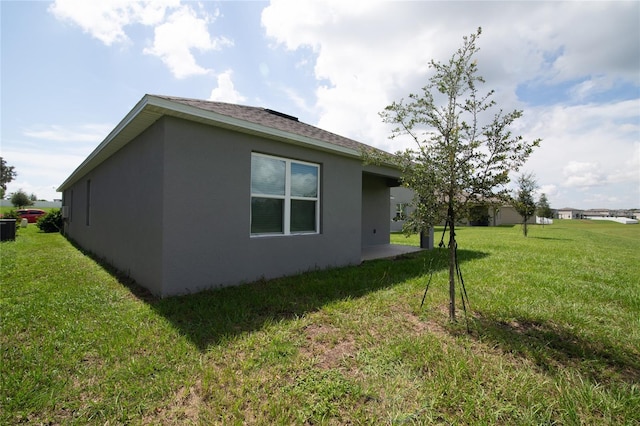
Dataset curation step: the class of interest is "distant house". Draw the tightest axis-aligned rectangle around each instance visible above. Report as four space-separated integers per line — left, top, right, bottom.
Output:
557 208 583 219
58 95 417 297
390 187 414 232
583 208 611 218
389 187 536 228
488 205 536 226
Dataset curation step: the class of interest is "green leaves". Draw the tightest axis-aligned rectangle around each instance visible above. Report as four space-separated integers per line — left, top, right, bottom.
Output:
379 27 540 234
36 209 63 233
513 172 538 236
377 27 541 320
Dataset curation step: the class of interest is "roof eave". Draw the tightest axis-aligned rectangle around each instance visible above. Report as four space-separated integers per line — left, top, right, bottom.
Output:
57 95 159 191
58 95 397 192
146 96 364 158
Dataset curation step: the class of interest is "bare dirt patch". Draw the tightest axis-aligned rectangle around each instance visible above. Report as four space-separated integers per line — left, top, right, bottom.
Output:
300 323 357 370
145 379 203 425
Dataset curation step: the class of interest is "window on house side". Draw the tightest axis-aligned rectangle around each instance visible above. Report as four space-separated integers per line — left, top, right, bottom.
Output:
250 153 320 236
394 203 408 221
86 180 91 226
70 190 73 222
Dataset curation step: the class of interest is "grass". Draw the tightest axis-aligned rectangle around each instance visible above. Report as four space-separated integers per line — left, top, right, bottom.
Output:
0 206 58 214
2 221 639 424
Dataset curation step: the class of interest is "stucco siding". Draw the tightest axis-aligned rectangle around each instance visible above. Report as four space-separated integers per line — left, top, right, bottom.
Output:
491 206 535 225
58 96 404 298
63 121 165 295
160 117 363 296
361 173 392 247
390 187 414 232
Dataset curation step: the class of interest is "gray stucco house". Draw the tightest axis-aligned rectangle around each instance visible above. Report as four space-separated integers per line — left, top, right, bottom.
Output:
58 94 410 297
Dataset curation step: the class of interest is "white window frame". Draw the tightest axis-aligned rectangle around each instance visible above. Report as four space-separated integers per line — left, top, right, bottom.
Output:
250 152 320 236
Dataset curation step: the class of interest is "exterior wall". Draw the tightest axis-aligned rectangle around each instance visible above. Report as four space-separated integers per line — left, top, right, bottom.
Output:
61 115 400 297
361 173 392 247
557 210 583 219
390 187 414 232
63 121 165 295
490 205 536 226
160 117 364 296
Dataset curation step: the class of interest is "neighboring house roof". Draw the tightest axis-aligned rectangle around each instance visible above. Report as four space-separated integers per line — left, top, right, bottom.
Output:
58 94 391 191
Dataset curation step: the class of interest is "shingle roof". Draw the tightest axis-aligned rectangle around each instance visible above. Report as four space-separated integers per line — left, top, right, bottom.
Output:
154 95 374 153
58 94 397 192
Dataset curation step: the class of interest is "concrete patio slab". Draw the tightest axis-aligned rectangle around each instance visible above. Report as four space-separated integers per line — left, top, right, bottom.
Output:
361 244 424 261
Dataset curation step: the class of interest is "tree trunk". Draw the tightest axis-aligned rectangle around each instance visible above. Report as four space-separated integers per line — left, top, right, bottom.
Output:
448 208 456 322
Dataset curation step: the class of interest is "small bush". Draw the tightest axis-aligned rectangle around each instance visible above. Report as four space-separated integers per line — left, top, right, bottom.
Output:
2 209 20 220
468 204 490 226
1 209 20 228
37 209 63 233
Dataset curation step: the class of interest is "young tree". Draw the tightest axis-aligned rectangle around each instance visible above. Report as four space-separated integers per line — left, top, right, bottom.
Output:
376 28 540 321
537 193 553 222
0 157 17 198
513 172 538 237
10 189 33 209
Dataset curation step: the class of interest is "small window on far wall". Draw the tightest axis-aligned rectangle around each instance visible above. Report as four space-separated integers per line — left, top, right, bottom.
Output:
250 153 320 236
69 189 73 222
86 179 91 226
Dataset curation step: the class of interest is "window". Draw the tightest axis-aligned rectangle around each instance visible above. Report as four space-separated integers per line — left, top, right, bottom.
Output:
394 203 408 221
251 153 319 235
86 179 91 226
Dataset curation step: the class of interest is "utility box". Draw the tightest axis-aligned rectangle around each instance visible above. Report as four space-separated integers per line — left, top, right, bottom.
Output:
0 219 17 242
420 227 434 250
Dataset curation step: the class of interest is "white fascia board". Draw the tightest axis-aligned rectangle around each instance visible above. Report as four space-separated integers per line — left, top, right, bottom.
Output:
57 95 159 191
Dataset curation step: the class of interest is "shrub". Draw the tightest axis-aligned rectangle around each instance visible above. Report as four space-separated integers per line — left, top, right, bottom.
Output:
37 209 63 233
10 189 34 209
2 209 20 220
468 204 490 226
1 209 20 228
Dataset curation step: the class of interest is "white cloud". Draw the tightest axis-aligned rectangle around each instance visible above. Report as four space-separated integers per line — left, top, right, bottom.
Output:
262 2 638 143
49 0 179 45
281 87 313 114
23 124 112 143
537 184 559 199
143 5 232 79
262 1 639 209
568 75 614 102
3 124 113 200
526 99 639 188
563 161 604 188
608 142 640 184
50 0 231 79
262 2 547 149
208 70 246 103
3 147 92 201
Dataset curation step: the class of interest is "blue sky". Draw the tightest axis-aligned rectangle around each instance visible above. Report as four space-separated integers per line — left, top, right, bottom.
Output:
2 0 639 209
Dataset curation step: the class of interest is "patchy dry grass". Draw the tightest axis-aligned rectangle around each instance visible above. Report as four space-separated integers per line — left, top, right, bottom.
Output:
2 221 639 424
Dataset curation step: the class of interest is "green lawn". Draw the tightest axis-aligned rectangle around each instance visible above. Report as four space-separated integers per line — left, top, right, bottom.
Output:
2 221 639 424
0 206 58 215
